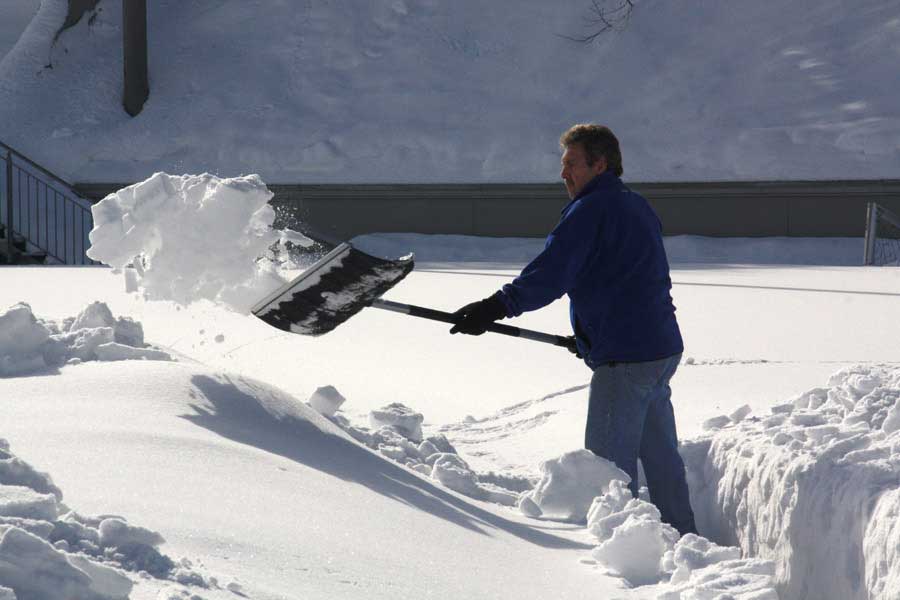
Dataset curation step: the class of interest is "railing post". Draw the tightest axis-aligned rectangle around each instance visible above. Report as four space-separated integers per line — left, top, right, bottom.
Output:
5 150 13 264
864 202 878 266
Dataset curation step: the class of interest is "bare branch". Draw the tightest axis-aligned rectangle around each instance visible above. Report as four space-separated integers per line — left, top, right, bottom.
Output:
560 0 635 44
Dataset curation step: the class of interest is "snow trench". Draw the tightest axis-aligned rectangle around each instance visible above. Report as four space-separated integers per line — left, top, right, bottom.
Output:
682 365 900 600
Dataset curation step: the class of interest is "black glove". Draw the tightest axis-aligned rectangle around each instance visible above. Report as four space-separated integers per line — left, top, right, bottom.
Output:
449 293 507 336
564 335 582 358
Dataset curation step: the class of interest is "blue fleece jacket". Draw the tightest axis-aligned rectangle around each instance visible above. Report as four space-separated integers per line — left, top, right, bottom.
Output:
498 171 683 366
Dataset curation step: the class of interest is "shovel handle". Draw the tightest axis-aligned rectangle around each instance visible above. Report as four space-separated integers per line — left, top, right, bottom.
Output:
371 299 572 347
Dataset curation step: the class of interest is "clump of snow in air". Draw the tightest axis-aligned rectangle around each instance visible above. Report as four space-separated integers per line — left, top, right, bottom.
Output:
87 172 312 313
0 301 168 376
0 439 217 600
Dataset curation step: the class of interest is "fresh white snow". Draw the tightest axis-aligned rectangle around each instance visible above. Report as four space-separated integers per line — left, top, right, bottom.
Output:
1 215 898 598
1 0 899 597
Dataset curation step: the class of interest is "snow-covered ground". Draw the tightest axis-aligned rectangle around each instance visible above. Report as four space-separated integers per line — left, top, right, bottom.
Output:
1 199 898 598
1 0 899 183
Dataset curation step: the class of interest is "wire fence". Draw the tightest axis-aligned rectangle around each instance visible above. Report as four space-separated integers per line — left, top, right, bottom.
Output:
1 141 99 265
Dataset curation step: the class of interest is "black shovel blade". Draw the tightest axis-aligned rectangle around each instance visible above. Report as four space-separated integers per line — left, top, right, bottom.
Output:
251 243 414 335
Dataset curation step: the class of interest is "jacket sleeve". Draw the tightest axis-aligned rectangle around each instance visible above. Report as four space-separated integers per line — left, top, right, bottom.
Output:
498 200 599 317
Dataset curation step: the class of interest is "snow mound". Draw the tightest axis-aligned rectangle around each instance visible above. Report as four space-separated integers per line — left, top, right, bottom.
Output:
86 172 312 313
578 479 777 596
683 364 900 600
0 439 224 599
0 302 168 376
519 449 629 522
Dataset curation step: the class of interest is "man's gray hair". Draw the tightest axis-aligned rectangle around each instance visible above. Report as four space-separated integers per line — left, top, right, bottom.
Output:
560 124 623 177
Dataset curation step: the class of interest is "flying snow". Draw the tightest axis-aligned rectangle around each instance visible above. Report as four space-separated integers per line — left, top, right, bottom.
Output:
86 172 312 313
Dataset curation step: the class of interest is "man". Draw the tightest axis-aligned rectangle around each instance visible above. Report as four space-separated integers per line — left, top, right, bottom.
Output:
450 124 696 535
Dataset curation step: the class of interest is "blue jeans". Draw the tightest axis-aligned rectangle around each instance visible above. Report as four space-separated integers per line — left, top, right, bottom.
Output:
585 353 697 535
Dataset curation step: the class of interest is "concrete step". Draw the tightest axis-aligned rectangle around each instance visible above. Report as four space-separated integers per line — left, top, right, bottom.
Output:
0 224 48 264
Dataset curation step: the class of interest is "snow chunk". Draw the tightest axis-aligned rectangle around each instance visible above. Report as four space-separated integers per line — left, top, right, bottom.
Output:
0 485 59 521
70 301 115 331
729 404 752 423
0 527 132 600
0 455 62 500
592 512 677 585
98 518 165 549
94 343 172 362
369 403 424 442
113 317 144 347
517 494 543 517
431 454 480 497
0 303 50 376
666 534 741 585
523 450 629 522
424 434 457 455
0 586 14 600
657 558 778 600
87 172 310 312
308 385 346 418
702 415 731 431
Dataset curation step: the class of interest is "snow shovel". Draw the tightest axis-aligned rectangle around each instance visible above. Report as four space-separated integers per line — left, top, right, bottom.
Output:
251 242 573 349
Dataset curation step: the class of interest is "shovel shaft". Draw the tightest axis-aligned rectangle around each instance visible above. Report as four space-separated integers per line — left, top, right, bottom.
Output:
371 299 571 347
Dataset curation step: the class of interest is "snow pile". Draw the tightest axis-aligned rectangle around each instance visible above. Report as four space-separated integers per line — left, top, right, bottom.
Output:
369 402 425 443
305 394 522 506
512 451 779 597
589 480 680 585
0 438 230 600
87 172 312 312
684 365 900 600
518 449 629 522
0 301 168 376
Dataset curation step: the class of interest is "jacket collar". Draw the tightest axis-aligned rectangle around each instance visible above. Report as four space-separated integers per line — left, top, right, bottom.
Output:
560 170 621 214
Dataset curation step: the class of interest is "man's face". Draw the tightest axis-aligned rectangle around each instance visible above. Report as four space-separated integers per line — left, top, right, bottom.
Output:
560 143 606 199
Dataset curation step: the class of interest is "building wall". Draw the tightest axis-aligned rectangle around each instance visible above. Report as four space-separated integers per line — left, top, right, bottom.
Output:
76 180 900 240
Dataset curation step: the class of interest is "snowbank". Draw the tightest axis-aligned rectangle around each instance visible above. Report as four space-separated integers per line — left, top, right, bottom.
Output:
0 301 168 376
684 365 900 600
87 172 311 312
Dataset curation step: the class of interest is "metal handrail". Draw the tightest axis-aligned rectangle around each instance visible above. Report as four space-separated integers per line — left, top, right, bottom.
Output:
0 139 99 265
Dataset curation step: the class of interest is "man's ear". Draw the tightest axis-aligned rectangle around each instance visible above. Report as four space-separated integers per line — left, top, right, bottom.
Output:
594 155 608 175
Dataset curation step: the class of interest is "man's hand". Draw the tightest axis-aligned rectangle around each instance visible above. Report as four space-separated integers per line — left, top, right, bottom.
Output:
449 293 507 336
564 335 582 358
